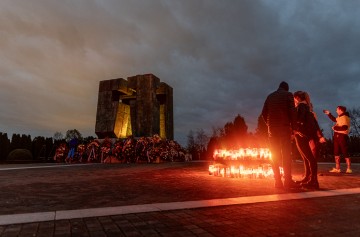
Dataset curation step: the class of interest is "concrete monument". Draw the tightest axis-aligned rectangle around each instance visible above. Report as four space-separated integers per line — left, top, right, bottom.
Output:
95 74 173 140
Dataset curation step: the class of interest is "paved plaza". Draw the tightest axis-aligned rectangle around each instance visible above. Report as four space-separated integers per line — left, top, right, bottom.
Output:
0 161 359 236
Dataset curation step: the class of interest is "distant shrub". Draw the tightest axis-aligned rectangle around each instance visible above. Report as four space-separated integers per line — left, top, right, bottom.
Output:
7 149 33 161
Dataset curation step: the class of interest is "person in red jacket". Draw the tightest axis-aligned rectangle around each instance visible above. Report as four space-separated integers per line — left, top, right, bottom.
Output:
323 106 352 173
261 81 298 189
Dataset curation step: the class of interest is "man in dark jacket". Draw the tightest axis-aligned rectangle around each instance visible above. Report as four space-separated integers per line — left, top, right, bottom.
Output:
261 81 298 189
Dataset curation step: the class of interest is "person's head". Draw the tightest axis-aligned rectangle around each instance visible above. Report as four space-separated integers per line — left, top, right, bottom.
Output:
303 91 314 111
278 81 289 91
293 91 306 106
336 105 346 115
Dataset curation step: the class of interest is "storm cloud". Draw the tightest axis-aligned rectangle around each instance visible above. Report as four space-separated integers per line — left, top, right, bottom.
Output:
1 0 360 144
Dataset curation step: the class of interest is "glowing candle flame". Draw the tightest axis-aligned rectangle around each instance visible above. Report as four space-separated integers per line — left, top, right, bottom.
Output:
213 148 272 160
209 148 283 179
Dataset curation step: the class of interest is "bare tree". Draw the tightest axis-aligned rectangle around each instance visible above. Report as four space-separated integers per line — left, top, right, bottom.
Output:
195 128 209 152
349 108 360 137
186 130 196 152
53 131 64 141
64 129 83 142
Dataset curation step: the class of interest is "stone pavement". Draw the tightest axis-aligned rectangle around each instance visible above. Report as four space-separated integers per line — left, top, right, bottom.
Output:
0 161 359 236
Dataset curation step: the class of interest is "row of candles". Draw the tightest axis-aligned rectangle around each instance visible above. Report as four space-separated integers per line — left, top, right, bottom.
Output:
209 164 283 179
210 148 283 179
213 148 272 160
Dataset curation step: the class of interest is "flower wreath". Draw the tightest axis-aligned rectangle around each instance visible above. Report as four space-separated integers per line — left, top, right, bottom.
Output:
100 138 112 155
122 137 136 163
87 140 100 150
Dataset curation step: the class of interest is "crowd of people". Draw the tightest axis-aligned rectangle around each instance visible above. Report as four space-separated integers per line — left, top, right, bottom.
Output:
261 81 352 190
53 134 190 164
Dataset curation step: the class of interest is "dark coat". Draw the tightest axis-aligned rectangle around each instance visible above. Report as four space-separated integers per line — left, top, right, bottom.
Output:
295 103 320 140
261 88 296 137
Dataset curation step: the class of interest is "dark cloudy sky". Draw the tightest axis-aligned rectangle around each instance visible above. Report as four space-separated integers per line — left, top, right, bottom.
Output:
1 0 360 145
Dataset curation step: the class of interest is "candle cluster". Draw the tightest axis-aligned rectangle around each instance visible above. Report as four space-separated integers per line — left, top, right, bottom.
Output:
209 164 284 179
209 148 283 179
213 148 271 160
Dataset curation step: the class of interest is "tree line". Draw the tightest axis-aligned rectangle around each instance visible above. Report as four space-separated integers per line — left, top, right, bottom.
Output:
0 129 95 162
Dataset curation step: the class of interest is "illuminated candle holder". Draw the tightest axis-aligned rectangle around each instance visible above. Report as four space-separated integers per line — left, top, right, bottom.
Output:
209 148 283 179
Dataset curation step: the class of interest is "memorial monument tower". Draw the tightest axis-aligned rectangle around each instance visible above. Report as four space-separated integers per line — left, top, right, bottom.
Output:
95 74 173 140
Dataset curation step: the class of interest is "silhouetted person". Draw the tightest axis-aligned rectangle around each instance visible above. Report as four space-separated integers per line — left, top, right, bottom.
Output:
261 81 298 189
66 137 78 163
293 91 326 190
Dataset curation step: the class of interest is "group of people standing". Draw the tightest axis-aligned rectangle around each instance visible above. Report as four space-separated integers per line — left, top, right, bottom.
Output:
261 81 352 190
